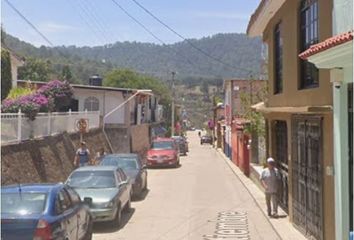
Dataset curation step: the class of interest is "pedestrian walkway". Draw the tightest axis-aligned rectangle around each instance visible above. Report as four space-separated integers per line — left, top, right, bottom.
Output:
216 149 307 240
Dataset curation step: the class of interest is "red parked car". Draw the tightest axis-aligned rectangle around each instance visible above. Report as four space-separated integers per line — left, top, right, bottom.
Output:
146 138 180 167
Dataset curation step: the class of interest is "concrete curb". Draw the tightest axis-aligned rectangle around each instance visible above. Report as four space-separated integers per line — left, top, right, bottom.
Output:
216 148 307 240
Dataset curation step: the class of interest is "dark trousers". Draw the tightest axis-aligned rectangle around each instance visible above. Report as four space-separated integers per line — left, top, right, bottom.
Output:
265 193 278 215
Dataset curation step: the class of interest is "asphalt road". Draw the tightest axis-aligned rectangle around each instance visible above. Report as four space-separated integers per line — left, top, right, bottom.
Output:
93 131 280 240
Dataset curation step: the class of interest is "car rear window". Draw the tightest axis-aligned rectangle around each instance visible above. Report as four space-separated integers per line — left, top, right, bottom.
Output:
152 141 174 149
1 193 47 215
67 171 116 188
101 157 138 170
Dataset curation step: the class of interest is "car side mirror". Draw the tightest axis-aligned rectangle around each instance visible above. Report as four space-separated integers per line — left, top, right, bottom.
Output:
83 197 92 206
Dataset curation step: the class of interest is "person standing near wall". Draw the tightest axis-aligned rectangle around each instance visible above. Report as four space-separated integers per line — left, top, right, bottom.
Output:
74 142 91 167
260 157 281 217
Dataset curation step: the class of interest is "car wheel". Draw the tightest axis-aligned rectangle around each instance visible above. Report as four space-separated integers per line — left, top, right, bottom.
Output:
124 197 131 213
113 204 122 228
142 179 148 191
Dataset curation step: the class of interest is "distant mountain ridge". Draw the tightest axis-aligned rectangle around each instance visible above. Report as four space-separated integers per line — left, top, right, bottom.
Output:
3 32 262 82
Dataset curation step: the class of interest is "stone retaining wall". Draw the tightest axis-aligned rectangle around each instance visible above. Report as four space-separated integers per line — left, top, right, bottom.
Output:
1 128 111 185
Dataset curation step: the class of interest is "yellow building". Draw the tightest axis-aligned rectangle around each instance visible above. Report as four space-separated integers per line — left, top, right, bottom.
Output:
247 1 335 239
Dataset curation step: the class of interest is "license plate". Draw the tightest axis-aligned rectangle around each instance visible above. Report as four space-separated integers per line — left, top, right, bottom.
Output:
157 159 164 163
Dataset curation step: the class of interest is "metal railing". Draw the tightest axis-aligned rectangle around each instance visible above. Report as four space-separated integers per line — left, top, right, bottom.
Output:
1 110 100 144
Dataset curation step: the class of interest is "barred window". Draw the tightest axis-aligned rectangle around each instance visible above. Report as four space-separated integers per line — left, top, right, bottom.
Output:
299 0 319 88
84 97 99 111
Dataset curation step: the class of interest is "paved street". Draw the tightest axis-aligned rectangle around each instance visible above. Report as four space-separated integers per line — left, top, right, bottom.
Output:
93 131 280 240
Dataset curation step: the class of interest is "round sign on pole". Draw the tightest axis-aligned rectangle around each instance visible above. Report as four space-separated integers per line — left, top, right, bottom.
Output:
76 118 89 133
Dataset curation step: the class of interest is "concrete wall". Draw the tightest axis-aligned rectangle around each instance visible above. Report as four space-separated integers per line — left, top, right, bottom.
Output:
105 126 131 153
73 88 126 125
1 129 111 185
264 0 333 108
131 124 151 160
333 0 353 34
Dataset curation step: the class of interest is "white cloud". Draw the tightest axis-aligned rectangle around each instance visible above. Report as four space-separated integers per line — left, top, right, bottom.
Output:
39 22 77 33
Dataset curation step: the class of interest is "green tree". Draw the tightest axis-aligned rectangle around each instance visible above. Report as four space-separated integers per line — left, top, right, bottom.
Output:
61 65 73 82
104 69 171 104
18 57 51 82
1 48 12 100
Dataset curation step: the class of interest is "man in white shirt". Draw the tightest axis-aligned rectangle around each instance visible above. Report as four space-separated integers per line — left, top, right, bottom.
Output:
260 157 281 217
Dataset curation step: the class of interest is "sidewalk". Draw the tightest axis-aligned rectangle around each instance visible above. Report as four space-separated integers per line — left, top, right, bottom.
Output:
216 148 307 240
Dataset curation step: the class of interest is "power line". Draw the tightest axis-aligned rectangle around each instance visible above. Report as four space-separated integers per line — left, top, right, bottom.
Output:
109 0 219 78
76 0 111 44
86 0 121 43
66 0 103 45
3 0 54 46
130 0 255 75
77 0 114 44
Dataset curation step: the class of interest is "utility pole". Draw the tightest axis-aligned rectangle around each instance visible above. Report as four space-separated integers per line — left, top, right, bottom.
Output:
171 71 176 137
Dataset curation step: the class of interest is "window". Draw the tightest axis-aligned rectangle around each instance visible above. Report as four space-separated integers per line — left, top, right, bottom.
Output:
299 0 319 88
55 190 72 214
66 187 81 205
274 22 283 94
84 97 99 111
118 169 127 182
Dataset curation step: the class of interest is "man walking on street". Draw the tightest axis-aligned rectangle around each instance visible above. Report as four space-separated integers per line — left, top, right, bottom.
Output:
74 141 91 167
260 157 281 217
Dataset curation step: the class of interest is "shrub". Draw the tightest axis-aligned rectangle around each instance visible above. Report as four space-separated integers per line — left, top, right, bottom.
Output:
1 93 54 120
2 80 72 119
2 96 40 120
38 80 73 110
7 87 34 100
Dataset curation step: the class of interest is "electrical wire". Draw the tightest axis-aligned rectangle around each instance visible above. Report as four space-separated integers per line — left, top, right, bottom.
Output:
3 0 54 46
86 0 122 44
109 0 224 79
130 0 255 75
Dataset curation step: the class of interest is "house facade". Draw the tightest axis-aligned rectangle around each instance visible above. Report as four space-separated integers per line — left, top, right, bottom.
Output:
248 1 335 239
17 80 163 126
223 79 266 175
298 0 353 238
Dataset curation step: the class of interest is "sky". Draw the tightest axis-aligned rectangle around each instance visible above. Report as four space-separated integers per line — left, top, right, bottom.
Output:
1 0 259 47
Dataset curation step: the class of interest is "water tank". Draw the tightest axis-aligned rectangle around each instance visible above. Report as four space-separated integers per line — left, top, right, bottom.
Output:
89 75 102 86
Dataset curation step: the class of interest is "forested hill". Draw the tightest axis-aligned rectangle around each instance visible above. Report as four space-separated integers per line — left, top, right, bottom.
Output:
3 32 262 81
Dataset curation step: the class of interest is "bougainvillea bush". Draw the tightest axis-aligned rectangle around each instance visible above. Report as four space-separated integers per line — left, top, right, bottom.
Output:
38 80 73 111
1 93 54 120
1 80 72 120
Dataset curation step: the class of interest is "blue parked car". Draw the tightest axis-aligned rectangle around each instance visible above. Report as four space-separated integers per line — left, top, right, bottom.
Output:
1 183 93 240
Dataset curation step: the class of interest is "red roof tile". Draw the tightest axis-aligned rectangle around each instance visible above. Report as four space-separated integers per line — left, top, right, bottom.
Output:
299 31 353 60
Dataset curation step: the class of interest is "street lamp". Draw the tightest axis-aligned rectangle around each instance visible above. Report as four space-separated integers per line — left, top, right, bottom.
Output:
103 89 152 152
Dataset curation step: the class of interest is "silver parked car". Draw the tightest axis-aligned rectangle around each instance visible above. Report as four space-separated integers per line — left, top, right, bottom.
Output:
66 166 132 227
100 154 147 199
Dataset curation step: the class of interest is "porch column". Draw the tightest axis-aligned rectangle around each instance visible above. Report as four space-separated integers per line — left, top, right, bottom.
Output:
332 68 350 240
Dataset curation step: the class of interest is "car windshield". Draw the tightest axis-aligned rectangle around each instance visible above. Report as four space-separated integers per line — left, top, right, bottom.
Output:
67 171 116 188
101 157 138 170
152 141 174 149
1 192 47 215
